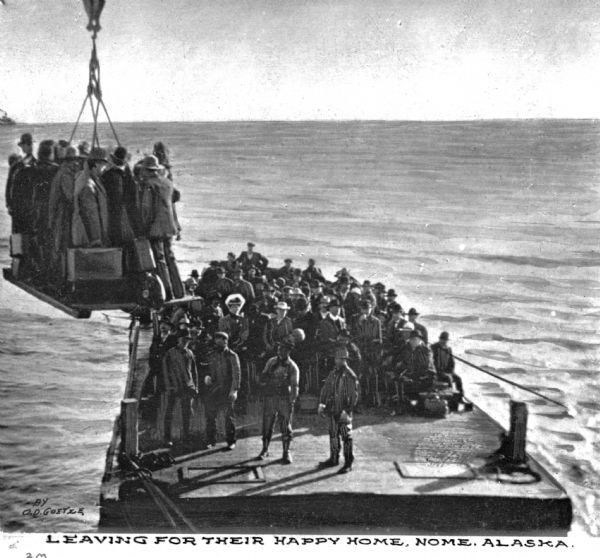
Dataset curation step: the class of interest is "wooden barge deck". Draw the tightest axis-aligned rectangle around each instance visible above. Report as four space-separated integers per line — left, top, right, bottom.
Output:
99 395 572 534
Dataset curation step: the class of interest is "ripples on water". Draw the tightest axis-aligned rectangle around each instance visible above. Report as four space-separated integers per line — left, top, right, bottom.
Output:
0 120 599 535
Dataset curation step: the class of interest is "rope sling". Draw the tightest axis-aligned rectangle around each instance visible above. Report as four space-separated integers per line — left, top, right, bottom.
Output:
69 0 120 148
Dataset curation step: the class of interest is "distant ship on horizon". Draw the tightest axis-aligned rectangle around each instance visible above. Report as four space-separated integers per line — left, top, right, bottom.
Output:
0 108 16 126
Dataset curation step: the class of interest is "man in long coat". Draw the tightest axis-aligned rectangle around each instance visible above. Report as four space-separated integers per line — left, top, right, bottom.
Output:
6 132 36 233
47 146 80 284
139 155 181 300
161 330 198 446
101 146 137 245
72 148 110 248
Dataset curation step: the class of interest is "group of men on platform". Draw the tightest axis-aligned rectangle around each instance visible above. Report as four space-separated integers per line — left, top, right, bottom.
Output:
5 133 183 299
148 244 466 475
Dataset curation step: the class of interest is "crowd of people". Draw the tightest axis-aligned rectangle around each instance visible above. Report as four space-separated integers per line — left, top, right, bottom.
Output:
5 134 466 474
5 133 182 299
148 244 468 473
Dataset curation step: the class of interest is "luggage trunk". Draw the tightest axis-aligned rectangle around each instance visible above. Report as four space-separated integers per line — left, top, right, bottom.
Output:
67 248 124 282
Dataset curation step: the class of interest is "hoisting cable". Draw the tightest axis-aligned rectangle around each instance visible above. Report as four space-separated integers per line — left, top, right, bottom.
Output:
442 347 575 416
69 0 120 147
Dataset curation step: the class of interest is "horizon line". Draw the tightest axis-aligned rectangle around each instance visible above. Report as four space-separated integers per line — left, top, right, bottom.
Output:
11 116 600 126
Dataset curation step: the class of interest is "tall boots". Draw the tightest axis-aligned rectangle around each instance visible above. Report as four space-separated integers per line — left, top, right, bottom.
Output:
338 439 354 474
318 437 340 468
282 439 292 464
257 437 270 460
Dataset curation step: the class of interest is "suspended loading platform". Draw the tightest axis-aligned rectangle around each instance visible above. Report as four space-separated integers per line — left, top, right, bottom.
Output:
98 323 572 534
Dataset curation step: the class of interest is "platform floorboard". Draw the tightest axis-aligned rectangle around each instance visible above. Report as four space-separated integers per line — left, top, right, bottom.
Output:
100 399 572 534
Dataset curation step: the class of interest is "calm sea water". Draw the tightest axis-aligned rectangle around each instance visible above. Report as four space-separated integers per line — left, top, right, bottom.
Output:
0 120 598 535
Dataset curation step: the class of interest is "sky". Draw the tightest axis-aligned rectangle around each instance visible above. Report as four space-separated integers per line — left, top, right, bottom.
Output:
0 0 599 122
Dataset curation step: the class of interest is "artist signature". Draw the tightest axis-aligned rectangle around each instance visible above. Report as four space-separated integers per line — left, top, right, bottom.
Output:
22 498 85 518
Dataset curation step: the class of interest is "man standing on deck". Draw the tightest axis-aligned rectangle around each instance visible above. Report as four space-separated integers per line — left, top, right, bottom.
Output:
237 242 269 274
354 299 383 406
161 329 198 447
318 345 359 474
6 133 36 233
204 332 241 450
139 154 182 300
232 267 255 305
257 340 300 463
215 266 234 298
302 258 326 284
263 301 294 357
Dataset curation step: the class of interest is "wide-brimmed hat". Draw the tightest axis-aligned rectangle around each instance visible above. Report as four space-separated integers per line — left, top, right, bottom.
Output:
276 301 290 310
225 294 245 308
401 322 415 331
408 307 419 316
387 289 397 297
190 269 199 278
141 154 160 170
214 331 229 341
18 133 33 147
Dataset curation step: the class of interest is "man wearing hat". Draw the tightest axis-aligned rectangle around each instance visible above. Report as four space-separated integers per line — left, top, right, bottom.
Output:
72 147 110 248
383 303 408 352
184 270 199 296
219 294 249 354
315 297 346 381
431 331 466 401
102 145 138 244
263 300 294 357
408 307 429 345
138 154 182 300
204 331 241 450
257 340 300 463
302 258 326 284
354 299 383 406
232 267 255 305
318 344 359 473
277 258 295 284
201 295 224 337
161 329 199 447
198 261 220 297
143 319 178 398
237 242 269 274
215 267 234 298
28 140 59 278
6 133 36 230
47 145 80 283
393 329 436 413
